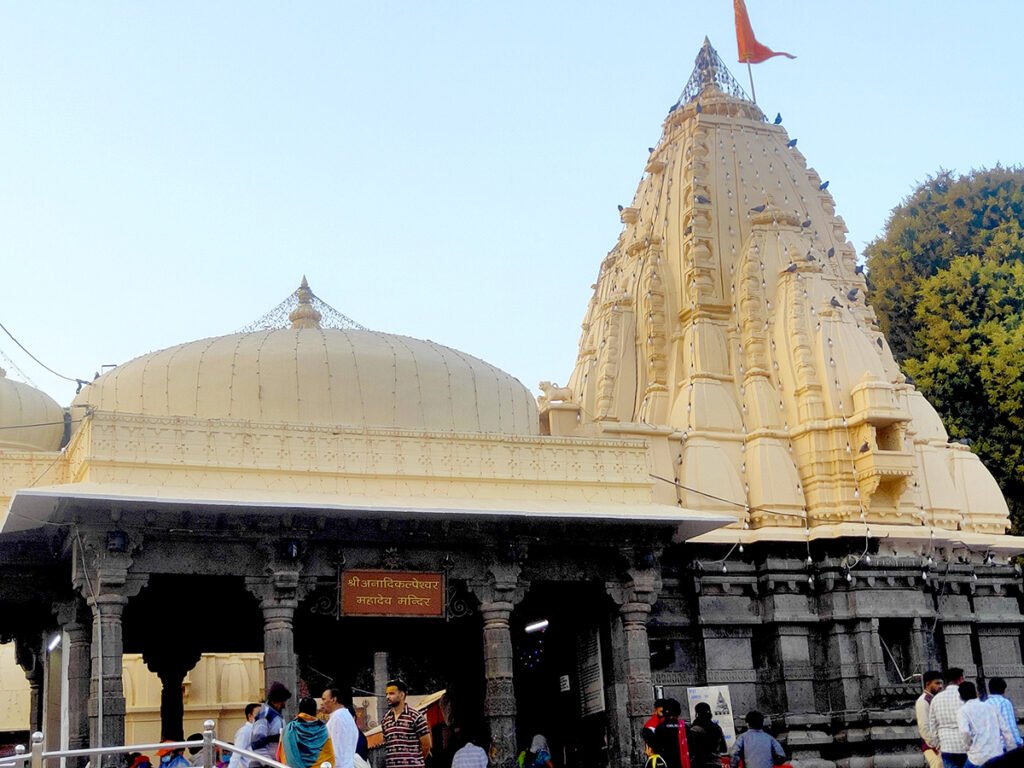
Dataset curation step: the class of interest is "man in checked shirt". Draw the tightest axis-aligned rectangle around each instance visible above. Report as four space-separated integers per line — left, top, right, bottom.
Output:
929 668 968 768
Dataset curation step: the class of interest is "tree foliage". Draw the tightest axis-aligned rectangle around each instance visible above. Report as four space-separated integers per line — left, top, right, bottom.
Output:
864 167 1024 527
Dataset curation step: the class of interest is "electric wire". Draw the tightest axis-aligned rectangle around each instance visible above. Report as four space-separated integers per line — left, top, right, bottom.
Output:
0 419 81 431
0 318 87 384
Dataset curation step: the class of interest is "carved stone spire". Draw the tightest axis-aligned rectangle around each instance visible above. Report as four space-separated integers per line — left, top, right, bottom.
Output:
288 276 323 330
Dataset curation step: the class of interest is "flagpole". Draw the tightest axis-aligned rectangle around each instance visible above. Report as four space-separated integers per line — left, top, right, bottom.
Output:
746 61 757 104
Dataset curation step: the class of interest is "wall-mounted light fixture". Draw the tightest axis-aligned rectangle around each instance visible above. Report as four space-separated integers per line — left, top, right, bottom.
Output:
283 539 302 561
106 530 128 553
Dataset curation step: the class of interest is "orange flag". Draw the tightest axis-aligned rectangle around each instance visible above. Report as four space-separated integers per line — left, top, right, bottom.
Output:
734 0 795 63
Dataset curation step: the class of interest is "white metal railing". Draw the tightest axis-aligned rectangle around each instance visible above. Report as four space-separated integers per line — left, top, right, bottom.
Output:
2 720 331 768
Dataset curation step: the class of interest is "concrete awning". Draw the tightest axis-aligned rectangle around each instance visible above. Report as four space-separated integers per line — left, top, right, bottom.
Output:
4 482 736 541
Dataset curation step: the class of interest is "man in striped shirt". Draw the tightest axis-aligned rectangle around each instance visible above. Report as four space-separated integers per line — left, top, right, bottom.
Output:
986 678 1023 750
381 679 432 768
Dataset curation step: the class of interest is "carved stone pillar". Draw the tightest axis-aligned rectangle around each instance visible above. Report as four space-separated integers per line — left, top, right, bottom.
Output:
776 625 816 713
374 651 389 696
246 569 310 712
55 599 92 764
607 567 662 768
468 563 526 768
73 543 148 755
143 645 202 740
14 632 44 734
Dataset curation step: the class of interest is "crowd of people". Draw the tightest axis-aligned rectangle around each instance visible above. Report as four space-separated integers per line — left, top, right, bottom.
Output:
243 681 384 768
916 668 1023 768
129 672 1024 768
126 680 374 768
640 698 783 768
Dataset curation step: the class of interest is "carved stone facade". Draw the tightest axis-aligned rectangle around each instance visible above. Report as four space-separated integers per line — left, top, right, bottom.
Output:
648 551 1024 767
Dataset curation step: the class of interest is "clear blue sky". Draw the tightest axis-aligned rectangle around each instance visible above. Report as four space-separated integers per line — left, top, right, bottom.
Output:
2 2 1022 406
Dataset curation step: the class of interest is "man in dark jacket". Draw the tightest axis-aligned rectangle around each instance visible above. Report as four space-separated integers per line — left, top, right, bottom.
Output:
687 703 727 768
653 699 690 768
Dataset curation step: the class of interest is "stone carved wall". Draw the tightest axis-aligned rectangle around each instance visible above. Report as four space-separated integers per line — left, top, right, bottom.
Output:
652 551 1024 766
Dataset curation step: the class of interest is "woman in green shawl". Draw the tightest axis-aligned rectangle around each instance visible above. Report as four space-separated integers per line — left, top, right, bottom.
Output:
278 697 335 768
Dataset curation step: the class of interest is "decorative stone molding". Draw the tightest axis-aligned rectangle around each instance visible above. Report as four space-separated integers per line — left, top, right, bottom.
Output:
467 561 527 610
707 669 757 684
651 671 702 686
606 567 662 619
72 411 655 502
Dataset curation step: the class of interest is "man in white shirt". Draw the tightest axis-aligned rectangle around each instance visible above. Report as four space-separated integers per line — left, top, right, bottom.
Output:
929 667 968 768
450 727 489 768
228 703 261 768
957 681 1014 767
322 684 359 768
915 671 943 768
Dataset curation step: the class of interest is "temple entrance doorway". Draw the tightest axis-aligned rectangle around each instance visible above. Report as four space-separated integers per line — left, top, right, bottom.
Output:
295 582 484 766
512 582 611 768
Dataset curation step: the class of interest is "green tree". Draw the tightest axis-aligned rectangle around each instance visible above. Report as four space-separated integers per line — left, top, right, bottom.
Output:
864 167 1024 528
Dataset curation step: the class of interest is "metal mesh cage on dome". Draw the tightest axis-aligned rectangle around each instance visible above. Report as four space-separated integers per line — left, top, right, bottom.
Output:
240 282 368 332
675 38 751 107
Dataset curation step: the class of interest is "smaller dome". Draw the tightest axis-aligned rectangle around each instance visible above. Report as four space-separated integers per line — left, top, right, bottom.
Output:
0 368 65 451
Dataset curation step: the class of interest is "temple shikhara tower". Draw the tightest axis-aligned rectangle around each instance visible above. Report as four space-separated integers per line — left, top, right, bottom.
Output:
0 40 1022 768
554 39 1010 539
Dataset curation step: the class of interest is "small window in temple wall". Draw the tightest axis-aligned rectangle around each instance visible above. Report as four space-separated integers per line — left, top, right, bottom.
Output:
879 618 914 685
875 424 903 452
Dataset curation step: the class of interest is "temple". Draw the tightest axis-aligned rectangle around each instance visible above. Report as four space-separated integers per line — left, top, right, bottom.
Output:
1 40 1021 768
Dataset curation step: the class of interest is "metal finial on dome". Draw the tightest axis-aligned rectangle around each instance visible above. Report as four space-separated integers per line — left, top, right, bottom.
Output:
675 37 752 107
241 277 369 332
289 276 323 329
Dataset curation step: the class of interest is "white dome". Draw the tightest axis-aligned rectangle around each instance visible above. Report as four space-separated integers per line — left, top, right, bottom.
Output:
73 328 539 436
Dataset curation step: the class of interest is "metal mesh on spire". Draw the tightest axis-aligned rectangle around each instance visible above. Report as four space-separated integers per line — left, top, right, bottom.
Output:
240 280 368 332
675 38 751 106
